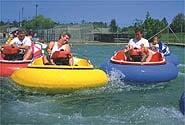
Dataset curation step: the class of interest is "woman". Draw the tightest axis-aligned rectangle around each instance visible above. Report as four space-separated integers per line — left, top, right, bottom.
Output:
43 33 73 65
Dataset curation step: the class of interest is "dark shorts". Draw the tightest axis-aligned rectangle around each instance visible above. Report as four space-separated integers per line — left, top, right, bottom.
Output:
53 58 69 65
130 55 142 62
4 54 24 60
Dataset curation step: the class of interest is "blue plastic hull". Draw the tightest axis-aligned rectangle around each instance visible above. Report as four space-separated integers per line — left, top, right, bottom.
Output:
100 61 178 85
165 53 180 66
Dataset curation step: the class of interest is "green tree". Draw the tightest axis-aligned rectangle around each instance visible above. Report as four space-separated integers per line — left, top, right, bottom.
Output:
161 17 168 33
23 15 56 30
143 12 169 39
143 12 155 38
133 19 143 28
170 13 185 33
161 17 168 27
0 21 5 26
109 19 118 33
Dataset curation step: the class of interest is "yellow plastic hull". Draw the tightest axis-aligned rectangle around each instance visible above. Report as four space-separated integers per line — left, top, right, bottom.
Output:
11 57 108 91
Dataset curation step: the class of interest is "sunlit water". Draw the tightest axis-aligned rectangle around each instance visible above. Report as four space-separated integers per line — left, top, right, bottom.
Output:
0 44 185 125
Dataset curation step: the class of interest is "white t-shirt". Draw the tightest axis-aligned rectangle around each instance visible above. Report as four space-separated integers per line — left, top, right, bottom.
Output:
51 42 67 56
128 38 149 49
11 36 32 47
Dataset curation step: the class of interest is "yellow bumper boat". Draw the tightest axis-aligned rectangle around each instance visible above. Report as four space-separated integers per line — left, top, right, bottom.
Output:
11 57 108 91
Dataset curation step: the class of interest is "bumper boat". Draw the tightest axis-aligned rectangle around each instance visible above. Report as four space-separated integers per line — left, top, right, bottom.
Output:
100 49 178 84
0 59 32 77
0 45 32 77
165 53 180 66
11 57 108 91
180 91 185 115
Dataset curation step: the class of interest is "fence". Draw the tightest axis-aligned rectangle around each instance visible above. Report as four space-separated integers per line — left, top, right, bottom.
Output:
35 24 94 43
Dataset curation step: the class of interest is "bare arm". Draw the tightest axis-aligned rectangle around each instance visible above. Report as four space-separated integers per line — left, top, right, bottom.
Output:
47 41 55 55
18 45 30 49
63 44 71 55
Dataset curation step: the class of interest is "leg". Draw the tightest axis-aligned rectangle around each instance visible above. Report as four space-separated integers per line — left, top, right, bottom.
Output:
125 50 132 61
141 47 149 62
69 57 74 66
42 55 50 65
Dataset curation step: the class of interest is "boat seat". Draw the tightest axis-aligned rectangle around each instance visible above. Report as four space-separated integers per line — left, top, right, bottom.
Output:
113 50 126 61
149 52 163 62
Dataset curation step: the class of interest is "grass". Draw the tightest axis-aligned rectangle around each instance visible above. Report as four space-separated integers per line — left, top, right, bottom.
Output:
161 33 185 43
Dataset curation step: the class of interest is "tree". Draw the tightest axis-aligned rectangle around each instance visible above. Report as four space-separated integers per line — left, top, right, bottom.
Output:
143 12 155 38
0 21 5 26
161 17 168 27
170 13 185 33
133 19 143 28
23 15 56 30
109 19 118 33
12 20 19 27
143 12 169 39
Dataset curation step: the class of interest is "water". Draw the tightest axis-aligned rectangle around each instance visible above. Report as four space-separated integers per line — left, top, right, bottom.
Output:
1 44 185 125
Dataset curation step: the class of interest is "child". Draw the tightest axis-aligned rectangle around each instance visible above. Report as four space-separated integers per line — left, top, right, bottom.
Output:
150 36 170 56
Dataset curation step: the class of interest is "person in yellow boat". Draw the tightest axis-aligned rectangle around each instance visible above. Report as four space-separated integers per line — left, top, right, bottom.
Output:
43 33 74 65
125 28 149 62
20 31 44 60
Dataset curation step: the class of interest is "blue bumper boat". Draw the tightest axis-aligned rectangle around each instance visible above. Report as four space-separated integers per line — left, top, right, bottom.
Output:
100 49 178 85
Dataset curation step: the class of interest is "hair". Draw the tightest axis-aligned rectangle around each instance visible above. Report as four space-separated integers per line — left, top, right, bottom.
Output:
58 32 71 40
134 27 144 34
18 29 26 35
149 36 158 43
28 31 34 37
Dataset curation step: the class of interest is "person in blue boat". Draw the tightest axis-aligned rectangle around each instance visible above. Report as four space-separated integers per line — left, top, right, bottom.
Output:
150 36 170 56
125 27 150 62
42 32 74 65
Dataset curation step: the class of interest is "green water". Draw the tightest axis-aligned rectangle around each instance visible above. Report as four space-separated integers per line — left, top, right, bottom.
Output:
1 44 185 125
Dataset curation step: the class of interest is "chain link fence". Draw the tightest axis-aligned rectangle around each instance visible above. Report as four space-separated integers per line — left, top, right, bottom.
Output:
35 24 94 43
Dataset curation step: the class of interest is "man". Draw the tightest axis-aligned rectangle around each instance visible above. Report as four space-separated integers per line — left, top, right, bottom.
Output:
43 33 73 65
126 28 149 62
9 30 32 60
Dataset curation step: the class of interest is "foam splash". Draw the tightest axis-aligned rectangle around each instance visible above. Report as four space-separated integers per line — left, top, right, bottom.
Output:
103 69 167 93
178 72 185 77
126 106 185 124
178 64 185 68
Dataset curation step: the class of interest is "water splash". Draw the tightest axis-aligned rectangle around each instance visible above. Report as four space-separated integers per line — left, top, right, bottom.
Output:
126 106 185 125
178 64 185 68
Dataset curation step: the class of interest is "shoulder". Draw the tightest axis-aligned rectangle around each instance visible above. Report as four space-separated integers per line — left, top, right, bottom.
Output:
48 41 55 48
141 38 148 42
49 41 55 45
64 43 70 48
129 38 134 43
12 37 19 41
24 37 32 42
